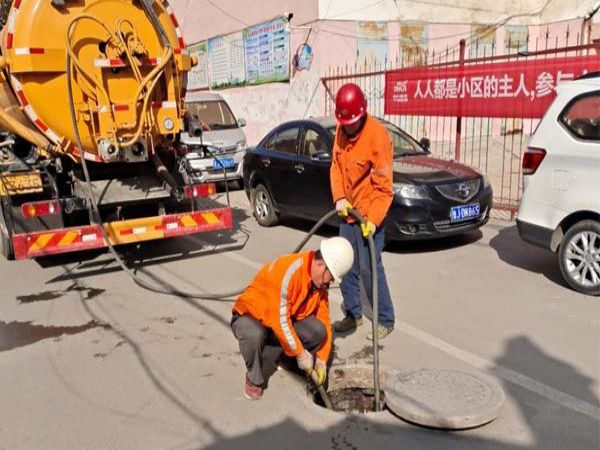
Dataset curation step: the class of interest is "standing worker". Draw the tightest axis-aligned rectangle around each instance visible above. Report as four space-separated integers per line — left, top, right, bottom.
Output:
330 82 396 340
231 237 354 400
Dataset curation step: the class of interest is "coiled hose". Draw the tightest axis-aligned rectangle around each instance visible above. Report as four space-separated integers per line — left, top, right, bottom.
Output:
66 55 380 411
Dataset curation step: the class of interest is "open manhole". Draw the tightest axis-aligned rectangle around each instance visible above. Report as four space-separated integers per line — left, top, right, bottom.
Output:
312 365 505 429
313 364 389 413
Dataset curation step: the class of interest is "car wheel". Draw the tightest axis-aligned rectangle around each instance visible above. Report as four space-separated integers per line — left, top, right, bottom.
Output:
251 184 279 227
558 220 600 296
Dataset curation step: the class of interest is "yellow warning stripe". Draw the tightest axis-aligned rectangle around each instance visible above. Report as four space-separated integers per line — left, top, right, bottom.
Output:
29 233 54 252
180 215 198 228
58 231 78 247
202 212 220 224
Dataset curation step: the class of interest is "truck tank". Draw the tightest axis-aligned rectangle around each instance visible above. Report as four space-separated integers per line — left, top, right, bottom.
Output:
0 0 233 261
0 0 192 163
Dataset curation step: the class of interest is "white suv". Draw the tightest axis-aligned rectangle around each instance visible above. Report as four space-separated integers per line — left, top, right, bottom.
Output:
517 75 600 296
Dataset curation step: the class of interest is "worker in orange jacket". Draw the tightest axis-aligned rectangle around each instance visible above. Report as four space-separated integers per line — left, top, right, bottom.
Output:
330 82 396 340
231 237 354 400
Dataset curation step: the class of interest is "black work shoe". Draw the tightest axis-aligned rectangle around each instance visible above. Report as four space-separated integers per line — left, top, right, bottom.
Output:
333 315 363 333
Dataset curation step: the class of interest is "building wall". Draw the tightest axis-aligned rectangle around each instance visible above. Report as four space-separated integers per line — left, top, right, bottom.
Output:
171 0 600 144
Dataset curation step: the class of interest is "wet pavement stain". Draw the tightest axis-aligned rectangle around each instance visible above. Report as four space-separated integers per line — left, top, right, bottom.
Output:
16 291 63 304
348 345 384 361
0 320 110 353
159 317 176 324
16 285 106 304
66 284 106 300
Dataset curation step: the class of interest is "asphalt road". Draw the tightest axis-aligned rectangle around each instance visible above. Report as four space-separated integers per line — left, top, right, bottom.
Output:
0 189 598 449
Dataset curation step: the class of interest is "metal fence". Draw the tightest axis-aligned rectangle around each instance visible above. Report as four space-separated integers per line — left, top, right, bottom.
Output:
321 27 600 217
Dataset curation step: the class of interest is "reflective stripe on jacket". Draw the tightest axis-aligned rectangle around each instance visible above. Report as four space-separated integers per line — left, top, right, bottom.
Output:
233 251 332 361
330 114 394 227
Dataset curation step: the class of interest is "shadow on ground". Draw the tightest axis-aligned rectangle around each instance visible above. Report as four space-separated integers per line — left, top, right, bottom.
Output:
489 225 567 289
185 336 599 450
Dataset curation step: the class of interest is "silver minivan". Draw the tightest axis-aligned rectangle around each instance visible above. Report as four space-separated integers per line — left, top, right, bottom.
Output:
181 91 247 186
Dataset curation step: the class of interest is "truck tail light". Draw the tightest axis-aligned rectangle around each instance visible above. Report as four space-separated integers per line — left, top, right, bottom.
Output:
184 183 216 199
522 147 546 175
21 200 62 218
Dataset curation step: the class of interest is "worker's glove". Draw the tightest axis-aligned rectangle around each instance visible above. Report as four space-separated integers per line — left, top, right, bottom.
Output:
296 350 314 373
335 199 352 218
313 359 327 386
361 221 376 238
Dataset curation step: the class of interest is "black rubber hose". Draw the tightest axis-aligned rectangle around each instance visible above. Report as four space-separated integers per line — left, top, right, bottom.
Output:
66 72 380 408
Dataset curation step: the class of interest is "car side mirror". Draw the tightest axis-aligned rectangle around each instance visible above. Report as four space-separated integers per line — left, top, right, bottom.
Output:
311 151 331 162
419 137 431 152
237 118 247 127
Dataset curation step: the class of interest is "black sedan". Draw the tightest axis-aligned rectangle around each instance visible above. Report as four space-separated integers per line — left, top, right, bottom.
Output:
243 117 492 241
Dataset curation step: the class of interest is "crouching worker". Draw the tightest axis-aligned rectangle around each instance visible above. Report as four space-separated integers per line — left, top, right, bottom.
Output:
231 237 354 400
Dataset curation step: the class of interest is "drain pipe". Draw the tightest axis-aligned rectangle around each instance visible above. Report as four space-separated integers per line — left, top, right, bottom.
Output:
348 209 381 412
310 371 333 409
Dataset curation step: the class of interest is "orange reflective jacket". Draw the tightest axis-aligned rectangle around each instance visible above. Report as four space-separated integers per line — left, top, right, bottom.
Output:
233 251 332 362
330 115 394 227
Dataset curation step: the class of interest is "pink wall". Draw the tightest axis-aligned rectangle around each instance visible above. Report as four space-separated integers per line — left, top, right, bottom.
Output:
168 1 594 145
170 0 319 44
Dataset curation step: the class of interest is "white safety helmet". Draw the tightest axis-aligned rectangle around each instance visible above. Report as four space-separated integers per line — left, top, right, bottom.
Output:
320 237 354 283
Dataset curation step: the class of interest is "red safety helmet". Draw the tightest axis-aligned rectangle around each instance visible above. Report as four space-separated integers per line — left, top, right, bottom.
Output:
335 83 367 126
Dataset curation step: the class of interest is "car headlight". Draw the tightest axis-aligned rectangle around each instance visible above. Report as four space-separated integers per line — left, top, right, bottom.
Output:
393 183 429 199
236 140 246 151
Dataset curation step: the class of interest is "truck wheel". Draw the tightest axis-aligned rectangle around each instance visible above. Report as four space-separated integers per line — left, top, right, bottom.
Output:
0 199 15 260
558 220 600 296
251 184 279 227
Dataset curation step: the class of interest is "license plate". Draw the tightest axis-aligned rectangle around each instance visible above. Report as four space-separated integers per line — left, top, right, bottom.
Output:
212 157 235 170
450 203 480 223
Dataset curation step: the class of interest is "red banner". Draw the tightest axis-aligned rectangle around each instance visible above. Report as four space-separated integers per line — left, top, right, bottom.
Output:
384 55 600 118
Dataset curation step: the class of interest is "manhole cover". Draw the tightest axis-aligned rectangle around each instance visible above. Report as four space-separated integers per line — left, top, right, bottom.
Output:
384 368 505 429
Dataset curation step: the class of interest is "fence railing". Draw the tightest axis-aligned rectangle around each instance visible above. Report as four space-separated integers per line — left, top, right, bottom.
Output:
321 27 600 217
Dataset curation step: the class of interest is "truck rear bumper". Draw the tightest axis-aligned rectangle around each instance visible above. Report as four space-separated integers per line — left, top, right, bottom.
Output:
12 207 232 259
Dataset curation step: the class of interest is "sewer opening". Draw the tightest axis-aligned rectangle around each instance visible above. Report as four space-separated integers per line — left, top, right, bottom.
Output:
314 387 386 413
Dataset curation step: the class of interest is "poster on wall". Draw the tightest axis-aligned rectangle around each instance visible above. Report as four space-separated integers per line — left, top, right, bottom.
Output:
208 31 246 89
400 23 428 67
357 21 388 66
186 41 210 90
470 25 496 58
244 18 290 85
505 25 529 54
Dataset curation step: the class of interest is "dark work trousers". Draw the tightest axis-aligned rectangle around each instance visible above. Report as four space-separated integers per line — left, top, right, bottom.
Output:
231 314 327 387
339 222 395 327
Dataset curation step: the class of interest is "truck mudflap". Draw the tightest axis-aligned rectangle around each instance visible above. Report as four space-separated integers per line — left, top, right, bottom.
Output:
11 207 232 259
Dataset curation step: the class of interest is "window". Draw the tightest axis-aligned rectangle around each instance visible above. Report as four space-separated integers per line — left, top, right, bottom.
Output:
271 127 299 154
382 123 425 156
302 129 329 157
560 92 600 141
186 100 237 129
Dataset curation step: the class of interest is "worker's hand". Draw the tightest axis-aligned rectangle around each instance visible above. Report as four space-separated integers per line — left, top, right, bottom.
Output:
314 359 327 386
361 221 376 238
335 199 352 218
296 350 314 373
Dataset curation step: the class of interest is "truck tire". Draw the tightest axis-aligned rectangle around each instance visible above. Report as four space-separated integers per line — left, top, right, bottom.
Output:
251 184 279 227
0 0 11 29
558 220 600 296
0 197 15 260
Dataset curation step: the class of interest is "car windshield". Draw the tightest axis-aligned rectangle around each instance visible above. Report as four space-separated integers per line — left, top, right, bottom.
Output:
186 100 238 130
325 122 427 157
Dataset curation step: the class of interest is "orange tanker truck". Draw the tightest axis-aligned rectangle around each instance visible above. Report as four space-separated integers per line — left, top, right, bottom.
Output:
0 0 231 259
